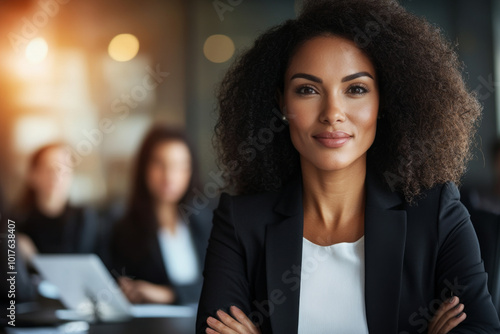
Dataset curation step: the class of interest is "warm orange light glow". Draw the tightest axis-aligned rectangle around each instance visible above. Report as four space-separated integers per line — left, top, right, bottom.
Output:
203 34 235 63
25 37 49 64
108 33 140 62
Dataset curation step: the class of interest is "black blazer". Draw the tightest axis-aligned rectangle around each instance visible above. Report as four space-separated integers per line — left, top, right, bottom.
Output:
462 206 500 319
110 212 211 305
19 206 98 254
196 169 500 333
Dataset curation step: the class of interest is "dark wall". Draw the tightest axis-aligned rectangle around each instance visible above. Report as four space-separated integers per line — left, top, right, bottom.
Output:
185 0 297 183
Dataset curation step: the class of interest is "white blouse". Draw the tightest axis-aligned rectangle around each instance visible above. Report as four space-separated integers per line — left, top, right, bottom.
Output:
297 236 368 334
157 221 199 285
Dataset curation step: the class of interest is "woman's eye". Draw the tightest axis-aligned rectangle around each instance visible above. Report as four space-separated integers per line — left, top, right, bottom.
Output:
347 85 368 95
296 86 317 95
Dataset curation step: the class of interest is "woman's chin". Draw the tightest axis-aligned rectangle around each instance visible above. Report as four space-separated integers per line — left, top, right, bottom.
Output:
300 151 368 173
303 159 355 173
156 194 183 205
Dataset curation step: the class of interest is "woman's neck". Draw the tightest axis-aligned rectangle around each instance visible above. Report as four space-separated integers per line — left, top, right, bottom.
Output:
36 194 66 218
156 202 179 234
301 156 367 244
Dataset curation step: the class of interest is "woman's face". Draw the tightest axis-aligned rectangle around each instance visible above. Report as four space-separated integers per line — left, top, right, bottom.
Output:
282 35 379 173
146 140 192 205
29 146 73 201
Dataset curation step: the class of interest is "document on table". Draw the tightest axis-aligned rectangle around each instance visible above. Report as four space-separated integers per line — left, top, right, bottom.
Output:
130 304 196 318
5 321 89 334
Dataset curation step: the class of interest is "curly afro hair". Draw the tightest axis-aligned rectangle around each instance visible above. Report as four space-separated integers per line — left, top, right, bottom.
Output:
214 0 481 202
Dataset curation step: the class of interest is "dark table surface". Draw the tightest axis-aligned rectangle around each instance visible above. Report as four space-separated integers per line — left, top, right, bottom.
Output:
89 317 195 334
2 301 196 334
3 315 195 334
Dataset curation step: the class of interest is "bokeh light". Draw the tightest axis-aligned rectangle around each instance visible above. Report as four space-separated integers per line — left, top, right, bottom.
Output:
203 34 235 63
25 38 49 64
108 33 140 62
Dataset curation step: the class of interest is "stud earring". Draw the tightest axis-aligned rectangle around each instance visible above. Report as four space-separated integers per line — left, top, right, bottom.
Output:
281 106 289 124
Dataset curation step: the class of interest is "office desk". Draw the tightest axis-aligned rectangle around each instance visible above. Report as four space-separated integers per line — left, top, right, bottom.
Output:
4 317 195 334
5 304 196 334
89 317 195 334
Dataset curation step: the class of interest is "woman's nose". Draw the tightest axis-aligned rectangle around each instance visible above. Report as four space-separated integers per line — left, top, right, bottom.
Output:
319 94 346 124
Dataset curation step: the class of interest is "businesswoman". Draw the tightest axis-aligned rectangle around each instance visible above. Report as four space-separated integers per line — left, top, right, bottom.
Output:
16 143 98 258
197 0 500 333
110 125 211 305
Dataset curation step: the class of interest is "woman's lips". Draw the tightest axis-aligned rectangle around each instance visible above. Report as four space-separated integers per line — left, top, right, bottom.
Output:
313 131 352 148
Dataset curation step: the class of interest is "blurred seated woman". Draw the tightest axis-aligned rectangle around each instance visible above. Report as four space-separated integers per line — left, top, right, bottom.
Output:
109 125 211 305
16 143 98 260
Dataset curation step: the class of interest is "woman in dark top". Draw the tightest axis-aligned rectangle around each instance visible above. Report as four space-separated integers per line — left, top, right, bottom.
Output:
197 0 500 333
17 143 98 257
110 125 211 305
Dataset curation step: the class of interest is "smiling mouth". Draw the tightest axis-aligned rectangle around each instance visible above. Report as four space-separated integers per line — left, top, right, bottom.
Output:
313 131 352 148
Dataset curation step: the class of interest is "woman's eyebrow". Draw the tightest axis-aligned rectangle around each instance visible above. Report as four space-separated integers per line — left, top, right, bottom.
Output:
341 72 374 82
290 72 374 83
290 73 322 83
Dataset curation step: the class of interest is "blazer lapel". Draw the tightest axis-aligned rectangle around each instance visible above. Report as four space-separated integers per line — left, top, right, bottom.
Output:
149 233 171 284
266 176 304 334
364 169 407 333
264 169 407 333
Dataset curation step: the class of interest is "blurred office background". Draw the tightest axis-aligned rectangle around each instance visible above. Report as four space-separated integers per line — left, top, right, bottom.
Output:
0 0 500 330
0 0 497 209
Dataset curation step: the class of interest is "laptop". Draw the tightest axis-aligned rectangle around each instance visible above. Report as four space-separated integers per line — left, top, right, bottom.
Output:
31 254 196 323
32 254 132 322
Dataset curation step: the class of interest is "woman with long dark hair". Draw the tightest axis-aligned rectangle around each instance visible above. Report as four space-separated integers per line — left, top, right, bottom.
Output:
110 125 211 305
197 0 500 333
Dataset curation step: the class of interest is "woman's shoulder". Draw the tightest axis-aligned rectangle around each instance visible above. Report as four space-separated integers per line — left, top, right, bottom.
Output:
219 189 283 206
214 186 294 232
407 181 462 209
369 168 466 221
218 185 292 214
404 181 470 229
